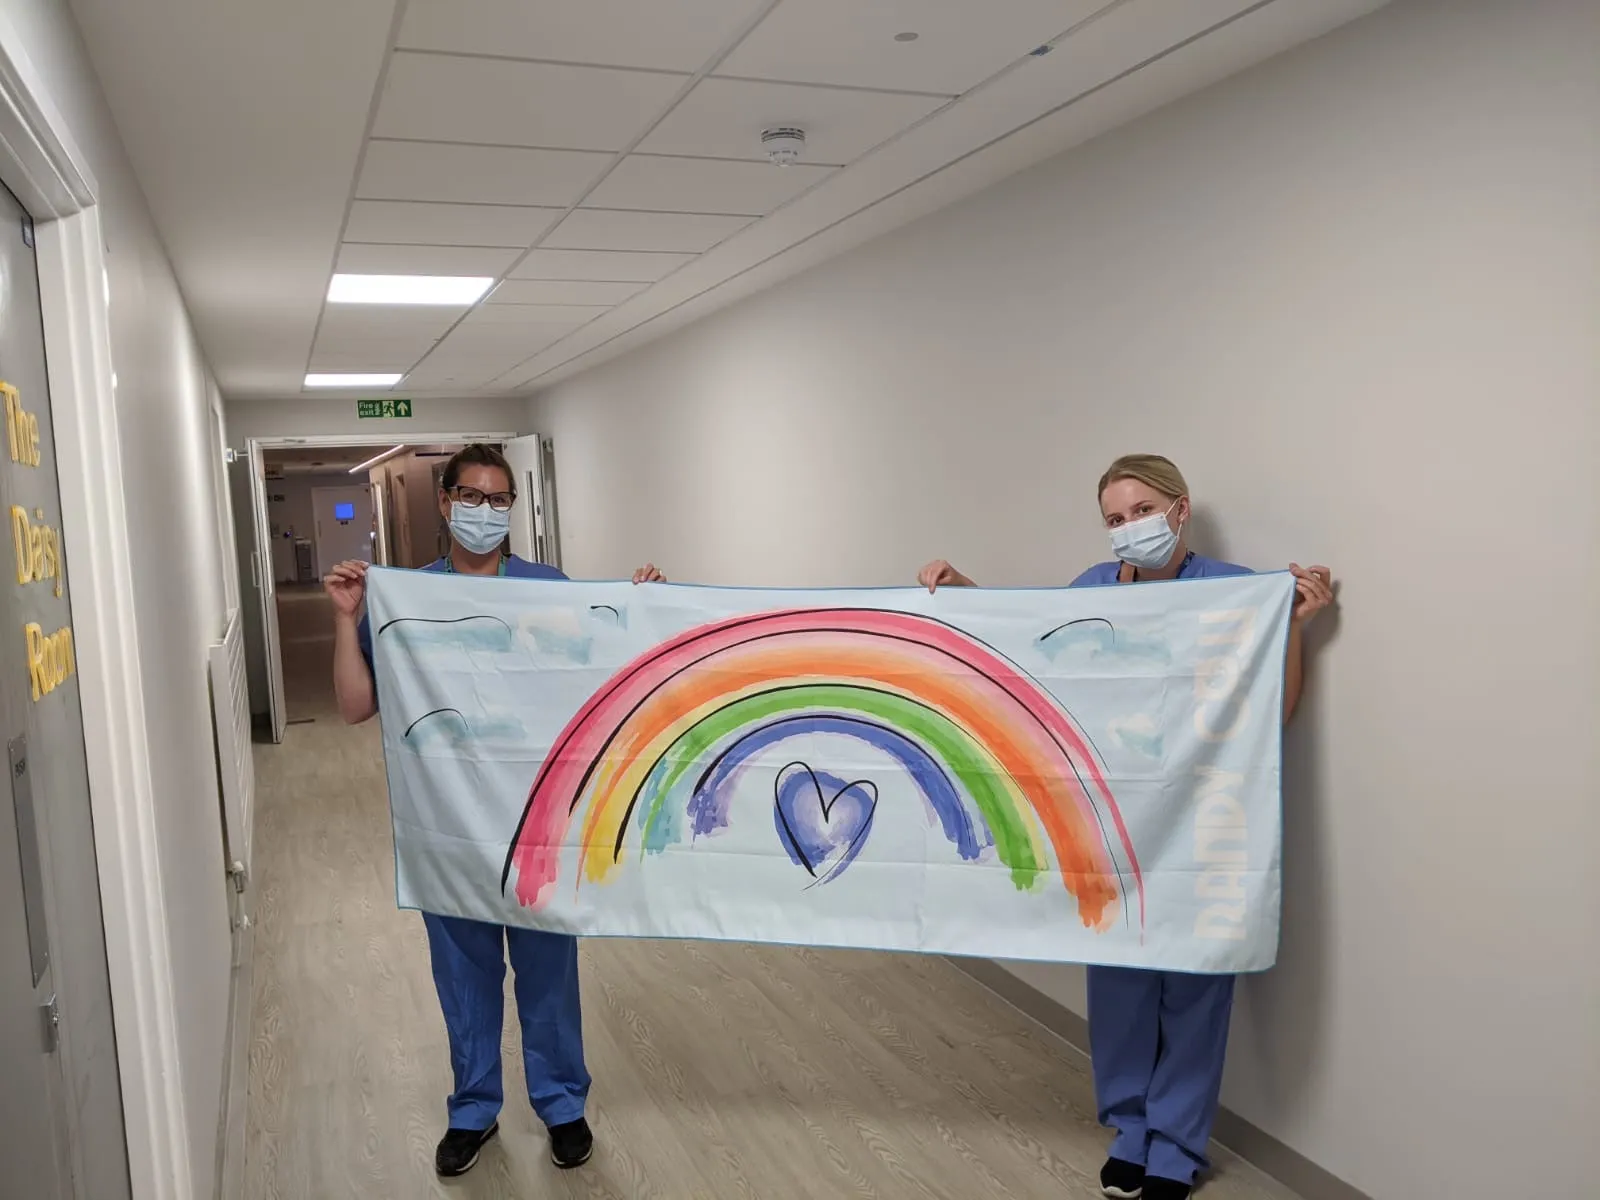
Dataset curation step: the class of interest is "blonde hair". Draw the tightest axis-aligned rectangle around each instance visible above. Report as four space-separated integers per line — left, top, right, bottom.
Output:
1097 454 1189 504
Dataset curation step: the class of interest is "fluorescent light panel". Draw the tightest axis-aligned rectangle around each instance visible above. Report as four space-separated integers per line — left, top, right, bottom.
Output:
304 372 404 388
327 273 493 305
350 445 408 474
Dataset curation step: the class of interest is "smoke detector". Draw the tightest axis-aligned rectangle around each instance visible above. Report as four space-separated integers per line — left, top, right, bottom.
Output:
761 127 806 166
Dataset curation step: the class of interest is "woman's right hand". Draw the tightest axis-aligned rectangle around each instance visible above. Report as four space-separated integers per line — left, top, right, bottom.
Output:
323 559 369 619
917 559 975 592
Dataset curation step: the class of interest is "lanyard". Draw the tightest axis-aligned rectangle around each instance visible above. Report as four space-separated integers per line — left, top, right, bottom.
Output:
441 555 508 577
1119 550 1194 584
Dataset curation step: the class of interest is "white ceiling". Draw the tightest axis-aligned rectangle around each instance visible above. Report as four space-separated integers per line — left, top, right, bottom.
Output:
68 0 1389 402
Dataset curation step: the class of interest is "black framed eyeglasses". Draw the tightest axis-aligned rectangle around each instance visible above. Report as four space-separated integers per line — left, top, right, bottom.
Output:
449 486 516 511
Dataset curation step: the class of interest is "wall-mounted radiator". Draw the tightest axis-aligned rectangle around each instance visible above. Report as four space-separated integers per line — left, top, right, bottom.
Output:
209 607 255 880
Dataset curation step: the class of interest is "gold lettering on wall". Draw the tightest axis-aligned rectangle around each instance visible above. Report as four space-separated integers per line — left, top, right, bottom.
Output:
24 622 74 701
11 505 62 597
1 382 41 467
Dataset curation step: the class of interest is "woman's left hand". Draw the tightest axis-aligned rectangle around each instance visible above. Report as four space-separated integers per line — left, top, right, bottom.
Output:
1289 563 1334 624
632 563 666 585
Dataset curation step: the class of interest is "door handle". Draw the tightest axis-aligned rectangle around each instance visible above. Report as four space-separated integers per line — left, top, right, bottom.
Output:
40 994 59 1053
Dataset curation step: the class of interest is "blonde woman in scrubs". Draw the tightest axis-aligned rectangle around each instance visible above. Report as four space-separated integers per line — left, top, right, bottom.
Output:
918 453 1333 1200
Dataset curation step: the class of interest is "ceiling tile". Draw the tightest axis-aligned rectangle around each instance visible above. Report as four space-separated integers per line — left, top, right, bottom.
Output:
309 304 464 371
638 77 945 164
541 209 751 252
397 0 765 72
345 199 561 246
720 0 1105 94
400 361 507 390
335 243 521 276
356 141 609 206
511 249 695 282
374 53 686 151
466 302 612 324
456 302 588 327
584 155 832 215
431 325 571 357
316 305 465 342
307 344 429 372
403 306 598 387
488 279 645 305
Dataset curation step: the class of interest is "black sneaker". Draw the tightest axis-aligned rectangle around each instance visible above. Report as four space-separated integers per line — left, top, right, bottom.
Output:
1101 1157 1146 1198
549 1117 593 1169
435 1123 498 1177
1142 1178 1191 1200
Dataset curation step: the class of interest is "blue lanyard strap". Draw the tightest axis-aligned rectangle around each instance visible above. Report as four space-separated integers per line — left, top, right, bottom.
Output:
441 555 508 577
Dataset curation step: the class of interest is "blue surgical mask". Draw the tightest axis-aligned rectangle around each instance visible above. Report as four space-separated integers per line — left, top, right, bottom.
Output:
1108 500 1181 570
448 501 511 554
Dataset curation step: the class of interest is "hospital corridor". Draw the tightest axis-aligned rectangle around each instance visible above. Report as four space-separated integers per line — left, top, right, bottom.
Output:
0 2 1594 1200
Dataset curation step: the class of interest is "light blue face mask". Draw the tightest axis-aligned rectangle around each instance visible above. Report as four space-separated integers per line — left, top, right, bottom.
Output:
1108 500 1182 570
448 501 512 554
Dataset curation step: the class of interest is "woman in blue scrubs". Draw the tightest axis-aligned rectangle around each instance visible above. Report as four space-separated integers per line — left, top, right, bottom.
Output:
324 443 666 1179
918 453 1333 1200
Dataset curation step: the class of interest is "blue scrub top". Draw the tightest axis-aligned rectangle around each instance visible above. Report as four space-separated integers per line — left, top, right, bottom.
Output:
357 553 567 676
1068 550 1253 588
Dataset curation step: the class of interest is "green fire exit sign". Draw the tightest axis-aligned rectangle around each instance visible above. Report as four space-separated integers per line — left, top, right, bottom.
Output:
357 398 412 419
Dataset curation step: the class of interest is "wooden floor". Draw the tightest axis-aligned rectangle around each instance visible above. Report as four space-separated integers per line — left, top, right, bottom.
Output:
245 588 1301 1199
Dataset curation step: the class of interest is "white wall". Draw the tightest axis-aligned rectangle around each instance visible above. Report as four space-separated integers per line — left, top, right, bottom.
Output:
7 2 242 1195
528 2 1600 1196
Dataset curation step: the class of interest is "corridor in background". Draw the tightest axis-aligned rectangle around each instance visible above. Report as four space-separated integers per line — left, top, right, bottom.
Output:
259 443 464 726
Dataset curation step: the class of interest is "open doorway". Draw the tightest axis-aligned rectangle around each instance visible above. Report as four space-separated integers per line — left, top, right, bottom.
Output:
242 434 561 736
260 442 461 727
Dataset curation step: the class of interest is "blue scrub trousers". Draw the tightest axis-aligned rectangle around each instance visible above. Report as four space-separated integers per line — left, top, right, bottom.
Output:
1088 965 1235 1185
423 912 590 1132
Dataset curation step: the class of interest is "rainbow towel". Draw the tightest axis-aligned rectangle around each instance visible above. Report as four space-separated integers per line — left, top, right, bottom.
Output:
367 570 1293 972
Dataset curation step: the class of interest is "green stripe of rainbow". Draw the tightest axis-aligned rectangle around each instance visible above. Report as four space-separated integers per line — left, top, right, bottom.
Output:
633 683 1048 888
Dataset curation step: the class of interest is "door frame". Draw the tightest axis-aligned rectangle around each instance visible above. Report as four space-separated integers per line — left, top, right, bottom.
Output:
0 14 191 1200
369 470 391 567
243 433 519 743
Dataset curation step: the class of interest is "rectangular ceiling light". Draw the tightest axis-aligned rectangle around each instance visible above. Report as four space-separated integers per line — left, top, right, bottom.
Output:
304 372 404 388
327 273 494 305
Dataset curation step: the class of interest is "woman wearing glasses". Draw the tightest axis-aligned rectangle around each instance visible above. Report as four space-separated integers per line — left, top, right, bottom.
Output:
324 443 665 1179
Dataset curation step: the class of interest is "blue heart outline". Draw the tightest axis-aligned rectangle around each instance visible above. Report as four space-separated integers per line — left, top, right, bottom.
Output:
772 760 879 887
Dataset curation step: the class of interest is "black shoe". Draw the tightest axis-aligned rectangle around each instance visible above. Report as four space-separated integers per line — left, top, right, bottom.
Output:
1142 1178 1192 1200
1101 1157 1146 1198
435 1123 498 1177
549 1117 593 1169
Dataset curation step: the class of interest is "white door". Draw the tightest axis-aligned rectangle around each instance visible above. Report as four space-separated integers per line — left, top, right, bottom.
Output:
0 179 130 1197
247 444 288 744
311 485 374 578
502 434 560 568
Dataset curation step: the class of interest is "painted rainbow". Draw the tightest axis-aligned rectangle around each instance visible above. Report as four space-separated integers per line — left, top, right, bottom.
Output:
501 608 1143 932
